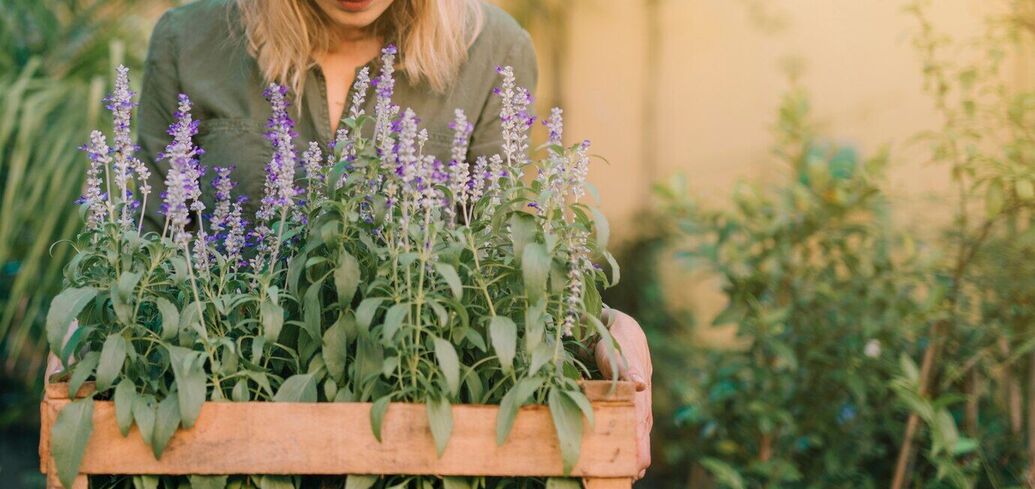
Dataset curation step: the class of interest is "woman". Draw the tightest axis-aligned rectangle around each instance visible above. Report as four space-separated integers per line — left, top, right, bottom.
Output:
138 0 652 477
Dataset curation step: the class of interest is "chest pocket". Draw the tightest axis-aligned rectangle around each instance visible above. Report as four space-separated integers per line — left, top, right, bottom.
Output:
195 118 271 215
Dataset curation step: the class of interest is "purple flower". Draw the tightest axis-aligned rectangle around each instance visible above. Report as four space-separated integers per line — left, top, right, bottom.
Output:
209 166 235 234
80 130 112 230
447 109 473 209
495 65 535 175
545 107 564 146
223 200 247 271
349 66 371 119
252 84 300 270
562 229 590 337
374 44 399 146
161 94 204 247
302 141 326 207
107 65 149 227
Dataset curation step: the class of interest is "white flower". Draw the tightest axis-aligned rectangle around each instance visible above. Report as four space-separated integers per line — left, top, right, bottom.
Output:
864 339 882 358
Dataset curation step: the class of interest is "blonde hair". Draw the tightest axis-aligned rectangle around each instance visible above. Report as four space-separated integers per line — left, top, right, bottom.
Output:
235 0 484 98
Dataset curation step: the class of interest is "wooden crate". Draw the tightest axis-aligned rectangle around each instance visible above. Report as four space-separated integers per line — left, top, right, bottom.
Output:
40 381 638 489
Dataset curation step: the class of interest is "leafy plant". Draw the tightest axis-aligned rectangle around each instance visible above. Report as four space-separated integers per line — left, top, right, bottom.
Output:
0 0 153 422
47 46 619 489
886 1 1035 487
649 84 930 488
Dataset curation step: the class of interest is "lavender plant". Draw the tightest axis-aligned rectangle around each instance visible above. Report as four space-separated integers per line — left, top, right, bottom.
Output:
46 45 619 489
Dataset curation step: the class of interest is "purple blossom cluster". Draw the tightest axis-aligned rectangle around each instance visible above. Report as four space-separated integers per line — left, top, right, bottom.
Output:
108 66 151 228
160 94 205 247
373 45 399 148
252 84 301 268
80 130 112 230
495 65 535 176
447 109 474 212
562 229 590 337
302 141 326 207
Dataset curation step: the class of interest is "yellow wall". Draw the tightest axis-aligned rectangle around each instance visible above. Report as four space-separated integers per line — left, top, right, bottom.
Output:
502 0 1007 240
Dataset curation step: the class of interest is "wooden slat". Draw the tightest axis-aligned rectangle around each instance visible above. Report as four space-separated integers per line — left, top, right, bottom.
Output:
45 381 633 403
40 381 638 478
582 478 633 489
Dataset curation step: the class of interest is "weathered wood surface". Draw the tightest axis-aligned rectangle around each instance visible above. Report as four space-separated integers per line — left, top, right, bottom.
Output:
40 380 637 478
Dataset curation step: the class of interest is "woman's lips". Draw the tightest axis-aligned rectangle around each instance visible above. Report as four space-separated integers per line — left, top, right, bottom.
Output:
338 0 375 12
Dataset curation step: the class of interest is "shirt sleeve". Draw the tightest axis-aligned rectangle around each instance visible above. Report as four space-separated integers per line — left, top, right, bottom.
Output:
467 29 538 160
138 10 181 230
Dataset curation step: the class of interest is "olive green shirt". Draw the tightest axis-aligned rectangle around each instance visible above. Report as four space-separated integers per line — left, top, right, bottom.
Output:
139 0 537 219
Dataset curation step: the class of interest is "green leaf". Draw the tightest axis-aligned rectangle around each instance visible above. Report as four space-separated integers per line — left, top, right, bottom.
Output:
261 299 285 342
489 316 517 373
510 212 538 262
68 351 99 398
356 298 386 332
334 250 361 305
548 387 583 474
522 243 549 303
591 206 610 249
274 373 318 402
323 320 348 382
545 478 581 489
900 353 920 384
370 395 391 442
345 475 379 489
302 282 323 340
563 390 595 429
382 303 409 343
232 379 250 402
433 336 461 396
587 314 620 382
46 287 97 364
496 376 545 445
111 271 142 325
427 395 453 456
189 475 229 489
256 475 295 489
51 397 94 489
167 346 207 428
95 334 127 392
154 297 180 340
152 394 181 458
132 475 160 489
699 457 745 489
434 263 463 300
113 378 136 437
132 395 157 447
443 477 472 489
525 297 547 352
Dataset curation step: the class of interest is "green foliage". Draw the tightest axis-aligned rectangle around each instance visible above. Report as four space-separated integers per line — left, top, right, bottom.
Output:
0 0 149 398
649 85 929 488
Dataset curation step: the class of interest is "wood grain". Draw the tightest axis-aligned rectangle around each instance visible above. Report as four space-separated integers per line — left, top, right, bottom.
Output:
40 381 638 478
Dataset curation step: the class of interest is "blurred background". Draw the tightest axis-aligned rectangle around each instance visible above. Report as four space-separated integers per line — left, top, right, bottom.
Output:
5 0 1035 487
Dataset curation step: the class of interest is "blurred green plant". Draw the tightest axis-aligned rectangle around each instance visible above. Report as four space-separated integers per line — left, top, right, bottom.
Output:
649 84 931 488
885 1 1035 487
0 0 150 423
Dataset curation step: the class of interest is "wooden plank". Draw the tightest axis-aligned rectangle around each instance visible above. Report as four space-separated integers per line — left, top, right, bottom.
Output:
580 380 636 403
40 395 638 477
582 478 633 489
45 381 633 403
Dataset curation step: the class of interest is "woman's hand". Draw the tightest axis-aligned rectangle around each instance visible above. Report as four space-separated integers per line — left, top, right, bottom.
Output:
594 308 653 480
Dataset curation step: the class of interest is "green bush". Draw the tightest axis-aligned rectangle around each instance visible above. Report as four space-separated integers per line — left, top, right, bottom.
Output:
649 85 929 488
0 0 150 418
